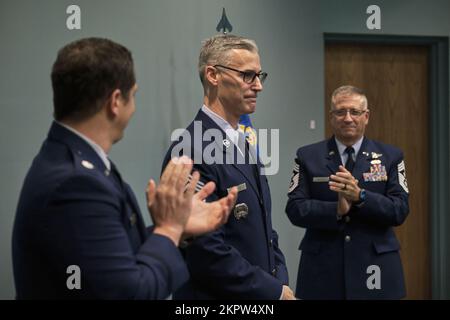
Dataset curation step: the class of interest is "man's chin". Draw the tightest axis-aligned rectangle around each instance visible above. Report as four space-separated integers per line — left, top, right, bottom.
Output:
113 133 124 144
246 103 257 113
341 129 357 136
336 131 356 139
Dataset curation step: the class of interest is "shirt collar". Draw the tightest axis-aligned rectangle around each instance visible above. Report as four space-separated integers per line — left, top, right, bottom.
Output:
335 136 364 158
201 105 240 145
56 121 111 171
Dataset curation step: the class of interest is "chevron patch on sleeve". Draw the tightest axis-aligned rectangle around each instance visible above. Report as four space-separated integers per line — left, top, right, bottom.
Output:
397 160 409 193
288 159 300 194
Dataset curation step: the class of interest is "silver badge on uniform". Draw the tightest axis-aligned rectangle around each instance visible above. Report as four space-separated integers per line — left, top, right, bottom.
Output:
234 203 249 220
223 139 231 149
227 183 247 193
313 177 329 182
371 152 383 159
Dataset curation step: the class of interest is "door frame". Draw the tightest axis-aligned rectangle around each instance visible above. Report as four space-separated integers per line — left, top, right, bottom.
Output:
324 33 449 299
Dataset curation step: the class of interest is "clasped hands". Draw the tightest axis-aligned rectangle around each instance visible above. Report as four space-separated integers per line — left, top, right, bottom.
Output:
329 165 361 216
146 156 238 246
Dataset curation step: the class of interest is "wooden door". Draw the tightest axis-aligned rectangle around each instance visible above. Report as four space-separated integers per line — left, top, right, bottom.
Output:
325 42 430 299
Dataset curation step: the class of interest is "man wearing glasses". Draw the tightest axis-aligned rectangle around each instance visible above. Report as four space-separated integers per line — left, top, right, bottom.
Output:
162 34 295 299
12 38 237 299
286 85 409 299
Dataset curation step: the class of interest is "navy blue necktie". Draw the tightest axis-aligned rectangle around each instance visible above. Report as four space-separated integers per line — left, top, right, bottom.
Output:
345 147 355 172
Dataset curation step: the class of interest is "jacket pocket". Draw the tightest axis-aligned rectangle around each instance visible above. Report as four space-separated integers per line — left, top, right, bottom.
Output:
373 236 401 254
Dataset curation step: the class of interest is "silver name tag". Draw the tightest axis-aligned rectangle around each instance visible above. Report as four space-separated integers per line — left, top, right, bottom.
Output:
227 183 247 193
313 177 329 183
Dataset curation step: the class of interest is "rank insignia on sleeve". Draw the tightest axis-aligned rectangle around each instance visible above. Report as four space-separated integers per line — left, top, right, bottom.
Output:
288 159 300 193
397 160 409 193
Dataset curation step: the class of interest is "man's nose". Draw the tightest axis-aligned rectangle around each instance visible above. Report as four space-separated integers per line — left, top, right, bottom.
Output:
252 76 263 91
343 111 353 121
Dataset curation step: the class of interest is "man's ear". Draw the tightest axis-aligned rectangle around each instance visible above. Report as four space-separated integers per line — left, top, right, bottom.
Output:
205 66 219 87
107 89 123 117
365 109 370 125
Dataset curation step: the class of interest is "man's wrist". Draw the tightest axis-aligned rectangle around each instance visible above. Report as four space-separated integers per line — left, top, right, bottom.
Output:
153 225 184 246
354 188 366 206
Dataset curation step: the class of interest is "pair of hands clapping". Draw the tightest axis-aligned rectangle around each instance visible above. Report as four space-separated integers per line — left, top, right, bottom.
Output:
329 165 361 216
146 156 238 246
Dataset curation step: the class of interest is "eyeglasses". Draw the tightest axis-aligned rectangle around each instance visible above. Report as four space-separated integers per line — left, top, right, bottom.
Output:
214 65 268 84
330 108 368 118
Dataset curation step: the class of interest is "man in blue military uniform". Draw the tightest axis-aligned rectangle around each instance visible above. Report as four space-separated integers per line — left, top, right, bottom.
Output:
12 38 237 299
162 34 295 299
286 85 409 299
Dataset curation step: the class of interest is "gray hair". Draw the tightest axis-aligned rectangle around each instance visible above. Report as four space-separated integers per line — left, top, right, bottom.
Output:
331 85 368 109
198 34 258 86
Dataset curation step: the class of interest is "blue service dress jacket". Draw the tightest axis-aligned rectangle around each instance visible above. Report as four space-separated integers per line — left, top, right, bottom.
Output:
286 137 409 299
12 122 188 299
162 109 289 299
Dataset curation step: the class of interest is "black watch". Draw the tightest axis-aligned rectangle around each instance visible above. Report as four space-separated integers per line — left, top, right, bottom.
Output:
358 189 366 202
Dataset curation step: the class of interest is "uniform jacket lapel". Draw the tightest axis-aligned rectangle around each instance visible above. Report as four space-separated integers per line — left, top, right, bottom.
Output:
195 110 262 200
352 137 371 180
110 161 148 240
325 137 342 174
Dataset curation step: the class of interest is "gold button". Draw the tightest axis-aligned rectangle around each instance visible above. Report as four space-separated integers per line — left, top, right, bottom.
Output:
345 235 351 242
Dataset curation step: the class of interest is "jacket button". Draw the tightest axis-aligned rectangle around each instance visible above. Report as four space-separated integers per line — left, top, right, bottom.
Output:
345 216 350 223
345 235 351 242
269 239 273 247
271 268 276 276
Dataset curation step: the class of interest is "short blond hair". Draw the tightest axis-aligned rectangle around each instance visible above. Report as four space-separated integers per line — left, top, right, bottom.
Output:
198 34 258 86
331 85 368 110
